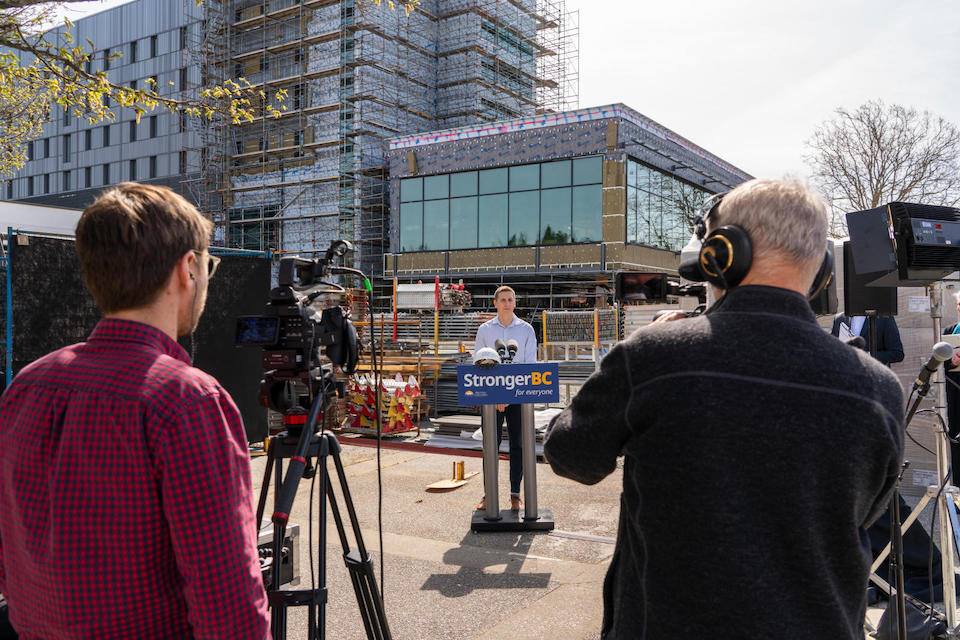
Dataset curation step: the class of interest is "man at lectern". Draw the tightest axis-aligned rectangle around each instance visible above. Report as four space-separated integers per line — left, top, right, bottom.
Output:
474 285 537 512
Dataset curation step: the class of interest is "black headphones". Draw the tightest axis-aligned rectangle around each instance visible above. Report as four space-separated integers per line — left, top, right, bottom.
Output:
686 193 834 300
689 194 753 290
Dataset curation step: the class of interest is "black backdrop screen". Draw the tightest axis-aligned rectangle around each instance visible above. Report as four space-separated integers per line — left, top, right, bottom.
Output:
9 235 270 442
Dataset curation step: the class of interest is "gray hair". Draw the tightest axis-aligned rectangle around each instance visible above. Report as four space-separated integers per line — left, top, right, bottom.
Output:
709 178 828 267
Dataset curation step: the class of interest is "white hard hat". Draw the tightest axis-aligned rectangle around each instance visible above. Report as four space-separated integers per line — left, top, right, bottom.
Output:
473 347 501 369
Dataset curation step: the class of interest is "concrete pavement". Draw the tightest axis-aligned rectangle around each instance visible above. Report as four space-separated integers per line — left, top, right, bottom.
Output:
252 438 619 640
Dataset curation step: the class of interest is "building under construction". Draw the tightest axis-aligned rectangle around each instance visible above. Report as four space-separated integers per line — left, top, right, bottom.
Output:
9 0 578 280
385 103 753 311
183 0 580 277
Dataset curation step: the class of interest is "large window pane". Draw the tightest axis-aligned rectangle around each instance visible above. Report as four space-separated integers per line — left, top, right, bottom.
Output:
627 160 638 187
479 167 507 194
573 156 602 185
450 171 478 197
509 164 539 191
636 190 652 245
478 194 508 247
400 177 422 202
540 187 571 244
422 200 449 250
450 196 478 249
649 193 664 247
400 202 423 251
573 185 602 242
508 191 538 246
424 174 448 200
626 186 638 244
637 164 652 193
541 159 571 188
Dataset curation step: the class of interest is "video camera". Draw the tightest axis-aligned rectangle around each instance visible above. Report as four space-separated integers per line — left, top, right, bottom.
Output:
614 271 707 305
235 240 359 415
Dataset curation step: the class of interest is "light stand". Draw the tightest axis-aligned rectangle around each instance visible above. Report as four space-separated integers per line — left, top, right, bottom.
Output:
868 282 960 638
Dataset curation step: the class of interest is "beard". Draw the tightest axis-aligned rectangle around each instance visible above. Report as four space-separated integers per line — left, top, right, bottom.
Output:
177 282 207 337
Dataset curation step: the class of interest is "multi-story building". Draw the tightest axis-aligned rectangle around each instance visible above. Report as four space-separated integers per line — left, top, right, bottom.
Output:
7 0 579 282
209 0 578 277
6 1 203 211
384 103 752 308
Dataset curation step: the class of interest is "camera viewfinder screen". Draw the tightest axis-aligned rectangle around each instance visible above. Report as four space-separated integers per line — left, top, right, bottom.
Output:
615 272 669 302
235 316 280 346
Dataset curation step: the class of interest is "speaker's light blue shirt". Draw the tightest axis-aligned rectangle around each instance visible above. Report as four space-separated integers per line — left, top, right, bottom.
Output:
851 316 866 337
474 315 538 363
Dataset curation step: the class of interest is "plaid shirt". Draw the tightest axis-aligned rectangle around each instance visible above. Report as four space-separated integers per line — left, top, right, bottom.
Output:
0 319 269 639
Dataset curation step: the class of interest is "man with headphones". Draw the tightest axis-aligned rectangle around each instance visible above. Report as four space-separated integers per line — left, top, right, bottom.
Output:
0 183 269 639
544 178 903 639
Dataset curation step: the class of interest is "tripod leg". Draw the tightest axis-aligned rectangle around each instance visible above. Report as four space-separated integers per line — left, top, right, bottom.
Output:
256 442 275 527
323 434 392 640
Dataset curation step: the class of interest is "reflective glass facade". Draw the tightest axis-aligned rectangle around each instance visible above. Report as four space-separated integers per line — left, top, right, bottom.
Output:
399 156 602 252
626 158 711 251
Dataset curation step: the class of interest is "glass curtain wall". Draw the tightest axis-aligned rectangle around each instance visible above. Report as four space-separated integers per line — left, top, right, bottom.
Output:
399 156 602 252
626 158 711 251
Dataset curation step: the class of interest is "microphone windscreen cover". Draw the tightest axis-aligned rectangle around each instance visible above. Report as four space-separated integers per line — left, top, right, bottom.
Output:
933 341 954 362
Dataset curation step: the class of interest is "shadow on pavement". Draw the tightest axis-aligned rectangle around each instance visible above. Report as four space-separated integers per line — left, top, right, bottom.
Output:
420 531 552 597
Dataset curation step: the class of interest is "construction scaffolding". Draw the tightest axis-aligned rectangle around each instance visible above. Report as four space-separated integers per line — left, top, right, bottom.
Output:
183 0 578 278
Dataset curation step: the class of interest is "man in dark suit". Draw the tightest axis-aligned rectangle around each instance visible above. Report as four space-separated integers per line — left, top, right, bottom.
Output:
831 313 904 365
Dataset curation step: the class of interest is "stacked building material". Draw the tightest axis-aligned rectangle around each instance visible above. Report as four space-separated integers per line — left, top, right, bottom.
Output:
543 309 618 343
344 374 421 434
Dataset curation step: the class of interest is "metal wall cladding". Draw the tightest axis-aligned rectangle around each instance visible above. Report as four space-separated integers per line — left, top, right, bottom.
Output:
617 119 750 193
389 120 609 178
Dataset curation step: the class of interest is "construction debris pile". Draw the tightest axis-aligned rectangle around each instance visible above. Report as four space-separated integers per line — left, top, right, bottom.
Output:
345 374 422 434
439 283 472 308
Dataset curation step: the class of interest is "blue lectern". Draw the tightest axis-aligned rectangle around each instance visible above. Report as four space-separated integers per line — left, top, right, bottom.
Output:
458 361 558 532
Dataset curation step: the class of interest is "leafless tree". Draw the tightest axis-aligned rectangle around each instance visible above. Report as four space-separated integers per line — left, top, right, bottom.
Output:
805 99 960 236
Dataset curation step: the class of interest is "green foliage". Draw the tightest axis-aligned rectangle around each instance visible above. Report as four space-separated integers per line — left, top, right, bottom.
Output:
0 1 289 178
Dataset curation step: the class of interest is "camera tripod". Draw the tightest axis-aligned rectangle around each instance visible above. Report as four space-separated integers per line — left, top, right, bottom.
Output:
255 388 391 640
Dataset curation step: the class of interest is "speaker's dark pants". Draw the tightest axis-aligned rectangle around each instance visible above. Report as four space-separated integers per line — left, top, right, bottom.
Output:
496 404 523 495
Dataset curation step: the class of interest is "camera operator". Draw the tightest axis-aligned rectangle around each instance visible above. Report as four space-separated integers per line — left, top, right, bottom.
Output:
0 184 269 639
543 178 903 639
474 285 537 512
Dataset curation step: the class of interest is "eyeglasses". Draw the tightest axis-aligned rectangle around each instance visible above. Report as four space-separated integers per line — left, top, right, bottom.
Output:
192 250 221 279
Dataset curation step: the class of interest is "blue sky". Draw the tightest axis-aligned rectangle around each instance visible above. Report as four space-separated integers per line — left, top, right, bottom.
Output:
57 0 960 179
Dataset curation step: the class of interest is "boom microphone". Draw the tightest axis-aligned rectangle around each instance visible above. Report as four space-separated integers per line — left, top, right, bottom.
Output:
494 338 507 357
912 342 954 391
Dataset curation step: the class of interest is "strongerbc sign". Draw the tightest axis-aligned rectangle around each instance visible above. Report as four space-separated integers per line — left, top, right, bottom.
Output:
457 362 560 405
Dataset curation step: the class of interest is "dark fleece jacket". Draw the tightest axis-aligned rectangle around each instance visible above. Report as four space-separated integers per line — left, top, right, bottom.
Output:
544 285 904 640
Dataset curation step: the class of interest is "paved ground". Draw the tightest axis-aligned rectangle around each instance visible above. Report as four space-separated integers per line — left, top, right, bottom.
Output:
253 437 619 640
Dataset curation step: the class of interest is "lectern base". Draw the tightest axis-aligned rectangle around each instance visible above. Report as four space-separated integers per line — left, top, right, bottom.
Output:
470 508 555 532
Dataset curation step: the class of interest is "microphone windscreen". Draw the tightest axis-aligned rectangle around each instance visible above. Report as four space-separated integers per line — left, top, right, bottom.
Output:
933 341 954 362
507 339 519 350
494 338 506 353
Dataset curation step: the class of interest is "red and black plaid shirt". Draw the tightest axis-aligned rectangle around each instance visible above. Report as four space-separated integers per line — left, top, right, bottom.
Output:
0 319 269 639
